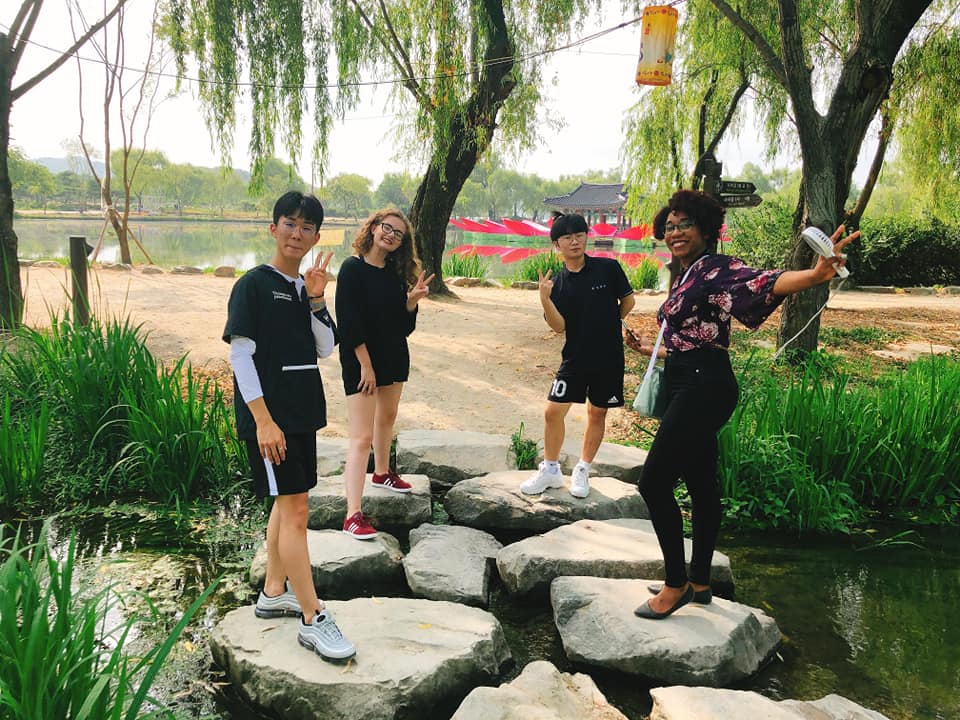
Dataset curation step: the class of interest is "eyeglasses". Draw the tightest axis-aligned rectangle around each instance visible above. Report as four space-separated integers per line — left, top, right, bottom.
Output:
379 222 406 240
664 219 696 234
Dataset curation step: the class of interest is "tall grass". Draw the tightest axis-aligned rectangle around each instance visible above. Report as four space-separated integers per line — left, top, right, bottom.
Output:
512 251 563 281
621 258 661 290
718 355 960 531
0 398 49 511
0 524 218 719
442 251 489 279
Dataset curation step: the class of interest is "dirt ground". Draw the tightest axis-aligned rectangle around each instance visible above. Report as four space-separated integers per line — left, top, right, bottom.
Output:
18 264 960 441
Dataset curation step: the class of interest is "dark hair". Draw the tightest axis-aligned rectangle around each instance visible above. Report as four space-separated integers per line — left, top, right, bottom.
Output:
652 205 670 240
550 212 589 243
352 207 421 287
273 191 324 227
667 189 724 250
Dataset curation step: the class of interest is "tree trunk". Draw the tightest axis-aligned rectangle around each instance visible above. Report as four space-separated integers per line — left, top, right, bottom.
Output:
0 49 22 331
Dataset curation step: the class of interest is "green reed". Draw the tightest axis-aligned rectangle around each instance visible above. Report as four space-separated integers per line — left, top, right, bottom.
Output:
512 251 564 282
510 421 538 470
0 524 218 719
442 250 490 279
0 398 49 511
620 258 661 290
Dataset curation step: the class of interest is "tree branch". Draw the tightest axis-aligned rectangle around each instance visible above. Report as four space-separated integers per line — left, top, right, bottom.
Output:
845 103 894 227
375 0 423 98
704 70 751 158
9 0 44 76
705 0 787 86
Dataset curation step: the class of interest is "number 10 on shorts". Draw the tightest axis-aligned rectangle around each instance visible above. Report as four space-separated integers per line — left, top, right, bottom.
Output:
551 379 567 398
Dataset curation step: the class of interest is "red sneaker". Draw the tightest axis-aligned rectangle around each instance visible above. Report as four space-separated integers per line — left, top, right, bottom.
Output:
342 511 378 540
371 471 413 493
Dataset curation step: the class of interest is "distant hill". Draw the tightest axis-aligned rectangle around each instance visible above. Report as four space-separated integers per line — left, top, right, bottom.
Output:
35 157 104 176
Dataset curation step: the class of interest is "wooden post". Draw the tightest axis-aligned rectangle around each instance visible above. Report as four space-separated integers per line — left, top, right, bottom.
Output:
69 235 90 326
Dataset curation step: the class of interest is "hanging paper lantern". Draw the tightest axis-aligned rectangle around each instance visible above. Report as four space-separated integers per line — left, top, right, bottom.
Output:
635 5 679 87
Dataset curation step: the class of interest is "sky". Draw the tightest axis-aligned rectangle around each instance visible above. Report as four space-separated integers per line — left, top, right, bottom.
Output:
5 0 874 190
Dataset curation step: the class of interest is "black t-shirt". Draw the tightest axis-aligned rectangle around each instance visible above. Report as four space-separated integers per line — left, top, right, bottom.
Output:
222 264 326 439
335 255 417 381
550 255 633 373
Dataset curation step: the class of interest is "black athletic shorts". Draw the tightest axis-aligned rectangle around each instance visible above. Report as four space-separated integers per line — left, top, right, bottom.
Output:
547 369 625 408
244 432 318 497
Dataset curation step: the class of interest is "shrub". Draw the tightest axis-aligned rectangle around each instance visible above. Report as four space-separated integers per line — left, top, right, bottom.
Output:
442 250 489 279
846 216 960 286
621 257 661 290
510 422 538 470
512 251 563 282
723 200 795 269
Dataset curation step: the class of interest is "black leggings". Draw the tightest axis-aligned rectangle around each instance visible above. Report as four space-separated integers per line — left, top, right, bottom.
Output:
638 348 738 588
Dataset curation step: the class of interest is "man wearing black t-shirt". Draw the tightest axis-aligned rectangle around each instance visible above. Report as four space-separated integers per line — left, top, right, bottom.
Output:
520 213 635 499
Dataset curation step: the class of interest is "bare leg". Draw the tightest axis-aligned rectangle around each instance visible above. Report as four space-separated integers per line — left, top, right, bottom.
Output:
263 500 286 597
344 391 377 517
273 493 322 619
580 402 607 462
543 401 571 461
372 383 403 475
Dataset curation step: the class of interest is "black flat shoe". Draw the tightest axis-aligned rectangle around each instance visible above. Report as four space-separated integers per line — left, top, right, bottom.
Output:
634 584 695 619
647 583 712 604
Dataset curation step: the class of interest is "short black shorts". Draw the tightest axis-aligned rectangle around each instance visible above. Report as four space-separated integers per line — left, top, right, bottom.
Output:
547 369 625 408
244 432 318 497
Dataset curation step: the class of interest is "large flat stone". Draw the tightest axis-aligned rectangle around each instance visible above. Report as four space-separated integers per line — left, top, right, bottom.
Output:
542 439 648 484
649 687 890 719
451 660 628 720
249 529 404 597
404 524 502 607
316 436 350 476
396 430 515 485
444 471 648 532
211 598 512 720
551 576 781 687
497 519 733 595
307 473 432 531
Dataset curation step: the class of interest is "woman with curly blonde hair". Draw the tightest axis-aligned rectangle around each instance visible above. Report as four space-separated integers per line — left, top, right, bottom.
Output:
335 208 433 539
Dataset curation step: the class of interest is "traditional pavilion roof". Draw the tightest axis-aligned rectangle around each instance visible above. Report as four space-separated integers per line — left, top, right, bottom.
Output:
543 183 627 212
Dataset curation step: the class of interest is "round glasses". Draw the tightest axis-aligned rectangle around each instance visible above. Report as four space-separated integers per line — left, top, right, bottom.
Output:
379 222 406 240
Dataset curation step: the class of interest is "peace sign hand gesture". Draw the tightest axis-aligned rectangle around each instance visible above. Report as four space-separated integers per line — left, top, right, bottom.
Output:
406 271 436 311
304 251 334 298
538 269 554 302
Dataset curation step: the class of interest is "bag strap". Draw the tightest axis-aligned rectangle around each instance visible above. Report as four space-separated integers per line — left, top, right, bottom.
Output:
642 320 666 382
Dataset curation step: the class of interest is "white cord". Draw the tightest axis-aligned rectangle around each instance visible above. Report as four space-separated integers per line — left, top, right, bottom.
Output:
771 278 849 361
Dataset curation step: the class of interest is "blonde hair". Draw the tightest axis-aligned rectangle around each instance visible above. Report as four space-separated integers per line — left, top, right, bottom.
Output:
352 208 421 287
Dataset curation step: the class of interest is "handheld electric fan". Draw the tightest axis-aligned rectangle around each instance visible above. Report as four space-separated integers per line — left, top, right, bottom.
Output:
801 226 849 278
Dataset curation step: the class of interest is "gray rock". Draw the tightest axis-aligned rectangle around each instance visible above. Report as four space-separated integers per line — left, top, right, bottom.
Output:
903 286 936 295
855 285 897 294
31 260 62 268
497 519 732 595
213 265 236 277
307 473 431 531
649 687 890 719
444 471 648 532
404 524 502 606
551 576 781 686
315 436 350 476
140 265 164 274
447 276 496 288
944 286 960 295
100 262 133 271
511 280 540 290
452 660 629 720
542 439 647 484
396 429 515 486
171 265 203 274
249 528 404 596
18 259 34 267
210 598 512 720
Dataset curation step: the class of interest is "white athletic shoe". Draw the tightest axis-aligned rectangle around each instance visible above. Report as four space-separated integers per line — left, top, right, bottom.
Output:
254 582 300 619
520 462 565 495
298 609 356 662
569 462 591 499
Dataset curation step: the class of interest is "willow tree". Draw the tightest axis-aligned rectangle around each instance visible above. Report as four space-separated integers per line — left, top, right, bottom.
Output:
167 0 600 292
624 0 942 354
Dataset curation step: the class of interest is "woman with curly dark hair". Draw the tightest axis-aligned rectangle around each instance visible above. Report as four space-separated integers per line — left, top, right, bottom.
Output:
627 189 858 619
335 208 433 540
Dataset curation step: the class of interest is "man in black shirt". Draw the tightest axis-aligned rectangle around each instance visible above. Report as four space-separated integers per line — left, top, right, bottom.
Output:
520 213 635 498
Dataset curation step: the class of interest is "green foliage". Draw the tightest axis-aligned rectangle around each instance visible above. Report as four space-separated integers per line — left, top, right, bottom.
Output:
442 251 489 279
846 215 960 286
723 199 795 269
322 173 373 219
0 398 49 511
0 524 218 719
510 422 538 471
512 251 563 282
621 258 660 290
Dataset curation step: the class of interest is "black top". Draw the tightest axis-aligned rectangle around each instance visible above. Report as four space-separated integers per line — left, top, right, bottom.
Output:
335 255 417 381
222 264 326 439
550 254 633 373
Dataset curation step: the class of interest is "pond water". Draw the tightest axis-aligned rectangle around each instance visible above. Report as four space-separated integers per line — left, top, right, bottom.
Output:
13 217 660 278
25 509 960 720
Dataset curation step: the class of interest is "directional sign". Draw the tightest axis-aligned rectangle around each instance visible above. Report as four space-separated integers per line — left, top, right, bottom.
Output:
720 180 756 194
720 193 763 208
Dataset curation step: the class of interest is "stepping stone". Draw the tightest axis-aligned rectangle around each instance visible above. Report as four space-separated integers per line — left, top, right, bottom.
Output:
249 529 404 597
171 265 203 274
396 430 515 486
649 687 890 719
213 265 236 277
541 439 647 484
31 260 62 268
451 660 628 720
403 524 502 607
497 519 733 595
210 598 512 720
315 436 349 476
551 576 781 687
307 473 431 531
444 471 647 532
140 265 164 274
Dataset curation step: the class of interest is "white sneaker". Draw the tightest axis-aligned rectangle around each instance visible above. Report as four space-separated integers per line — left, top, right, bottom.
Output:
569 462 590 498
520 462 564 495
254 581 300 619
298 609 356 662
